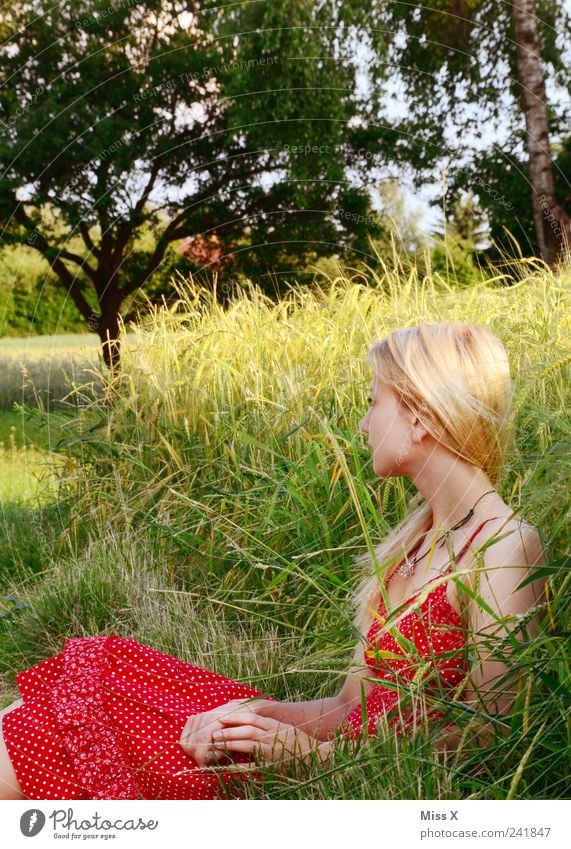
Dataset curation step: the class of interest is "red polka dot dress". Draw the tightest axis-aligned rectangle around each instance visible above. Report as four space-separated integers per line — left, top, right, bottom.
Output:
2 518 499 799
343 517 501 737
2 637 265 800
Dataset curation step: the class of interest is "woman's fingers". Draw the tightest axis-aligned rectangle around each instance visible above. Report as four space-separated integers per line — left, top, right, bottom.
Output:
179 702 251 749
218 712 280 731
203 746 228 764
213 739 260 755
212 724 264 741
178 706 286 768
215 718 285 752
179 716 225 764
212 723 294 763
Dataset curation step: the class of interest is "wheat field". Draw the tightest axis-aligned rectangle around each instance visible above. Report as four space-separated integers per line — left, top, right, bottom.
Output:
0 261 569 799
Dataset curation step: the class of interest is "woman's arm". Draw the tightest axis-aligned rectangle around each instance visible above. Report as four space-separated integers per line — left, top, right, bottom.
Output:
253 697 346 739
212 711 337 769
254 644 371 739
179 644 370 763
434 522 547 753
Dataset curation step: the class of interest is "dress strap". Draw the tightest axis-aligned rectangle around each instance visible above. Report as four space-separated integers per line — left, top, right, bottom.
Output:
386 516 504 605
385 516 501 601
410 516 504 597
454 516 502 563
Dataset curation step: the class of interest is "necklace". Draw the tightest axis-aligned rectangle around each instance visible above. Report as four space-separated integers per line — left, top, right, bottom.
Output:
397 489 496 579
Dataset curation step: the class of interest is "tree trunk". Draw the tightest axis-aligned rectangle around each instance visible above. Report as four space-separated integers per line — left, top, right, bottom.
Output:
511 0 571 264
95 289 124 380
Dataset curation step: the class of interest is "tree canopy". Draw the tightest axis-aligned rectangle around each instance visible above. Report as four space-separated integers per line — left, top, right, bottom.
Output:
0 1 391 369
1 1 570 369
378 0 571 261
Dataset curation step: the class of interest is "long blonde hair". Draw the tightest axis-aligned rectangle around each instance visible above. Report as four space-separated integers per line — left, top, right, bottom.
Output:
354 322 516 634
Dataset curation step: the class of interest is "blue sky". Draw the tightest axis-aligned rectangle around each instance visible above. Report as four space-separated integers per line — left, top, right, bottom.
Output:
376 0 571 237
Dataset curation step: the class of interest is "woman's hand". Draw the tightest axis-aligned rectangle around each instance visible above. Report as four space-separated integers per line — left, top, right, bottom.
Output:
178 699 272 766
209 710 331 771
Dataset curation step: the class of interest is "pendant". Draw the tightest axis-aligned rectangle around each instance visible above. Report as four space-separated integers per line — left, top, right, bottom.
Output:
398 557 416 578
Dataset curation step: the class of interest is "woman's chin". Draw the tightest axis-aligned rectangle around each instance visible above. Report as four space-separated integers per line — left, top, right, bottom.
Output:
372 457 404 478
372 461 393 478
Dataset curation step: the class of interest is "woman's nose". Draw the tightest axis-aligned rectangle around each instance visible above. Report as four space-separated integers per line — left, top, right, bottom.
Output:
359 413 369 433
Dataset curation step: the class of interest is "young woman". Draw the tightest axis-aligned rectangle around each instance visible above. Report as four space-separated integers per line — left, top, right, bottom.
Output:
0 322 547 800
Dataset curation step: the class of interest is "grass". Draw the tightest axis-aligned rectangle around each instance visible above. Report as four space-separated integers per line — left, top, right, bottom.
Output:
0 331 138 411
0 408 64 503
0 258 569 799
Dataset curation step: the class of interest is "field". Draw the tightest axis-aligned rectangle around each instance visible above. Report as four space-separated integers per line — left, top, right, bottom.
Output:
0 264 569 800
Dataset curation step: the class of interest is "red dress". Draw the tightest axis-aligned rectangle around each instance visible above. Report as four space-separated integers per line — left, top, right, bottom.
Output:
2 517 500 800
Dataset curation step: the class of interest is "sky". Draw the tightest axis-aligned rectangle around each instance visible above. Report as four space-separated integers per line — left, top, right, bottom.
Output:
14 4 571 250
138 3 571 244
387 0 571 236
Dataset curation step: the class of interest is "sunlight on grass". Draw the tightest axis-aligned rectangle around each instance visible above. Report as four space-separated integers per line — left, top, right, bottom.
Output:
0 410 68 504
0 445 59 504
0 331 139 412
0 259 569 799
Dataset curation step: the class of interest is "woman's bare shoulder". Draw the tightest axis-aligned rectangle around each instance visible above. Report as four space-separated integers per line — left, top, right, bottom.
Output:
477 515 545 565
467 517 547 620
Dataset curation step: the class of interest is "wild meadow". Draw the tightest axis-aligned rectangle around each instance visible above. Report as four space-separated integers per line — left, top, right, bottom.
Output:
0 260 569 800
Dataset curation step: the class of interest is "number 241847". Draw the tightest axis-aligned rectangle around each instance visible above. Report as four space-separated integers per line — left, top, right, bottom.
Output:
506 828 551 838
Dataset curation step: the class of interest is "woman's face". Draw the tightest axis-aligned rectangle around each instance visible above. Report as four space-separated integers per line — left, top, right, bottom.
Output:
359 377 415 476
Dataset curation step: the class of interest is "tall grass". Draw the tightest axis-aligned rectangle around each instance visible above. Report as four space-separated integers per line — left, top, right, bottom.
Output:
0 332 144 411
0 259 569 799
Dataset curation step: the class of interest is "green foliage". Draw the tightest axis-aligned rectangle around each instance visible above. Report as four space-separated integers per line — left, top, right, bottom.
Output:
0 0 397 346
340 180 490 287
0 501 69 592
423 231 487 287
380 1 571 165
375 1 571 263
0 245 87 336
0 260 569 798
446 139 571 262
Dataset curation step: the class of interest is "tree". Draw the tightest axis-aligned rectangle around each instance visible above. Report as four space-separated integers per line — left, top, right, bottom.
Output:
425 192 492 285
379 0 571 265
377 177 428 252
511 0 571 262
448 137 571 263
448 193 489 249
0 1 390 373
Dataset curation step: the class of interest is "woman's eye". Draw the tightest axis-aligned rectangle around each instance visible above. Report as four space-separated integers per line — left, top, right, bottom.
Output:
367 396 374 405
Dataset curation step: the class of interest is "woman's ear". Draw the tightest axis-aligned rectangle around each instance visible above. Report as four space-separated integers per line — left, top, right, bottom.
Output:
408 413 431 445
397 394 431 445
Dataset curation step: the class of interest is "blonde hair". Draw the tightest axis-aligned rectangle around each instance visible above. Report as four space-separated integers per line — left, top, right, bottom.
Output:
354 322 516 635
